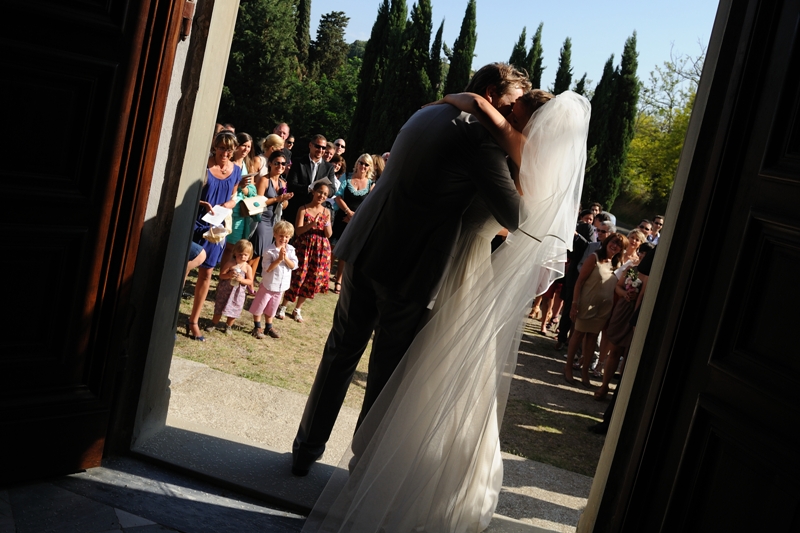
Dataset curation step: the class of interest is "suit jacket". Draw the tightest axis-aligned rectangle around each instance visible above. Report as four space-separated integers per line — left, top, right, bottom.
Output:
334 105 520 306
285 156 336 225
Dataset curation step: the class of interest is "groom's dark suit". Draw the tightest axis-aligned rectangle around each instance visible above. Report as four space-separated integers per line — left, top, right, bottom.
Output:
284 155 335 225
292 104 520 474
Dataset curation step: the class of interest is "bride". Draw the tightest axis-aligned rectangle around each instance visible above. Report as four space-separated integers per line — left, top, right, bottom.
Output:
302 90 591 533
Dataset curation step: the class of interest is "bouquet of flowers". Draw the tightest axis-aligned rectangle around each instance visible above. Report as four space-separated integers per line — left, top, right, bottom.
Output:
624 268 643 292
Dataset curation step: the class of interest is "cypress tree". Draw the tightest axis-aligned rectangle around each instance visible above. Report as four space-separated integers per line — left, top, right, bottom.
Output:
219 0 298 134
573 73 588 95
509 27 527 71
369 0 433 151
444 0 477 94
583 55 615 204
583 33 640 208
295 0 311 72
348 0 393 154
309 11 350 80
428 20 445 100
526 22 545 88
553 37 573 94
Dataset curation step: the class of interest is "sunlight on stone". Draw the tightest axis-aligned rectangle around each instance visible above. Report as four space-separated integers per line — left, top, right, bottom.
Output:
518 424 563 434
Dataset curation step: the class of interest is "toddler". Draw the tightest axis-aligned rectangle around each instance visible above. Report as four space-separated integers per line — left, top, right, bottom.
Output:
206 240 254 334
250 221 297 338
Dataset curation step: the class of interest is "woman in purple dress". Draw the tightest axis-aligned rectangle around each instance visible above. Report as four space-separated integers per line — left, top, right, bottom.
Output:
186 131 246 341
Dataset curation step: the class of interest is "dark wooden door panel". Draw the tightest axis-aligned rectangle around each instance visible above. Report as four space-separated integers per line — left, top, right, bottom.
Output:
599 0 800 530
0 0 182 483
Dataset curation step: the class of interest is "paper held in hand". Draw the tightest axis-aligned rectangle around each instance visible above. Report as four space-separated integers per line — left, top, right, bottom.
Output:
201 205 232 226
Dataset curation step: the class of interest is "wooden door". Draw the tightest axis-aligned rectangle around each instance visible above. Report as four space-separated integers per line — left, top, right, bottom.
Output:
0 0 183 483
596 0 800 530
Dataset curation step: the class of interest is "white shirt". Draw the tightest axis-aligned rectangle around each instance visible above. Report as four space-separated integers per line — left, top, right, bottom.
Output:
260 243 298 292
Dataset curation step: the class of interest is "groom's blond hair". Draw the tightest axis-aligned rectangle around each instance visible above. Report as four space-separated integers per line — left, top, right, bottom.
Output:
465 63 532 97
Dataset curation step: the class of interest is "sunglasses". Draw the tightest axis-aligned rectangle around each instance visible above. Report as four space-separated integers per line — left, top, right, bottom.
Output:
335 143 345 148
273 161 287 166
639 225 651 231
653 221 663 226
357 161 370 167
312 143 326 150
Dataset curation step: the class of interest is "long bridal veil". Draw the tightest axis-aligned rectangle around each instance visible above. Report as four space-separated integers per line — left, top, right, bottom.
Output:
302 91 591 533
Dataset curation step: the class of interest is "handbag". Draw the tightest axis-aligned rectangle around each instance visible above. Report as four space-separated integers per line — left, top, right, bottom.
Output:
239 195 268 216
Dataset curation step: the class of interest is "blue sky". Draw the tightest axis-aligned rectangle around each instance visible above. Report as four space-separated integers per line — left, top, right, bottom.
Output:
310 0 719 90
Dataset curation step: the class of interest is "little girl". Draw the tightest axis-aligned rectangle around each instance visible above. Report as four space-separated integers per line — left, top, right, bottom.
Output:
277 181 333 323
250 221 297 339
206 239 254 334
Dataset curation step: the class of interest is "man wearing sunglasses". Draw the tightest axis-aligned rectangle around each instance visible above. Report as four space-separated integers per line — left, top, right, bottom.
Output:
285 133 336 226
649 215 664 244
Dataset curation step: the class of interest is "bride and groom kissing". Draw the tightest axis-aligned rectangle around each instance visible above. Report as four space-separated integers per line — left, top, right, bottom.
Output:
295 62 591 532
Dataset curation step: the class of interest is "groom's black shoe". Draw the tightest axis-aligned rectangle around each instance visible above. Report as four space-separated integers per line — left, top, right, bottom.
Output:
292 447 323 476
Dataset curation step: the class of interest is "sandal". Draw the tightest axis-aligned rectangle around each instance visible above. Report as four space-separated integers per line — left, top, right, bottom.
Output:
332 282 342 294
185 322 205 342
291 308 304 323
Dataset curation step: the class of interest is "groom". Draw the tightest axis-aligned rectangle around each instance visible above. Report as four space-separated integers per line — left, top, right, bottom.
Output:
291 63 531 476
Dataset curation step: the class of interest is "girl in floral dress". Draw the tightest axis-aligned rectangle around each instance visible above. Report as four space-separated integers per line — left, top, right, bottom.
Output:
277 181 332 323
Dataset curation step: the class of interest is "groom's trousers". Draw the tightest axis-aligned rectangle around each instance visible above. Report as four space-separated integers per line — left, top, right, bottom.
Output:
292 262 429 467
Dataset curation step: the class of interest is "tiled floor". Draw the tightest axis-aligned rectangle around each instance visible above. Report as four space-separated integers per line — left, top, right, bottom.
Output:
0 456 304 533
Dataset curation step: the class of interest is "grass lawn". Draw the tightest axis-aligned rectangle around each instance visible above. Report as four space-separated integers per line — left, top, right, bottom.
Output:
174 270 606 477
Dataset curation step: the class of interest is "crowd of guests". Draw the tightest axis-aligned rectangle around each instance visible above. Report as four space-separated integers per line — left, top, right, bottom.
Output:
183 119 661 435
185 121 389 341
528 202 663 423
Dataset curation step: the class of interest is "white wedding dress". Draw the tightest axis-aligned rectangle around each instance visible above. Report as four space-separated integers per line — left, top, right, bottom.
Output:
302 92 591 533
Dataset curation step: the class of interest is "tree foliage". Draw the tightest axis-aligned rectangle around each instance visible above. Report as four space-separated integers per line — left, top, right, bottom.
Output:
444 0 477 94
368 0 433 151
428 20 445 99
348 0 404 154
219 0 299 135
295 0 311 72
509 27 527 70
309 11 350 79
573 73 588 95
553 37 573 94
623 48 704 212
527 23 545 88
583 32 640 209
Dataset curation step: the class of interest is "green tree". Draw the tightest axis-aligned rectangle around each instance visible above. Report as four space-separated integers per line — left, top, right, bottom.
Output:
368 0 434 151
444 0 476 94
309 11 350 79
573 73 588 95
526 23 545 88
295 0 311 72
348 40 367 59
553 37 573 94
583 33 640 208
428 20 445 99
348 0 406 154
583 56 616 203
288 57 362 139
219 0 298 135
509 27 527 70
624 49 703 212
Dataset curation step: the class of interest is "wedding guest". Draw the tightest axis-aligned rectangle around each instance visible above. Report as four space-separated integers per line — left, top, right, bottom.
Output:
220 132 258 268
324 141 336 162
556 221 595 350
250 221 297 339
330 154 375 294
249 151 293 275
187 130 244 341
334 138 346 156
285 134 336 226
206 240 254 334
637 218 653 237
649 215 664 244
589 202 602 216
370 153 385 183
565 232 627 385
277 181 333 323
